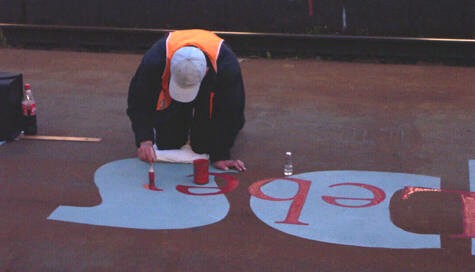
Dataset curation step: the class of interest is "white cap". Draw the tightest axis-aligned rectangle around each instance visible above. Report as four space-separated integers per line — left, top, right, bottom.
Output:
169 46 207 103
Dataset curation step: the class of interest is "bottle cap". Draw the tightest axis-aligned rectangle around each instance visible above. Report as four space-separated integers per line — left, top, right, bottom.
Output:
24 83 31 90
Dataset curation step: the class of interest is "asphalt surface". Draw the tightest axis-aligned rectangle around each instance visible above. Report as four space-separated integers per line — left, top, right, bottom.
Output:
1 48 475 271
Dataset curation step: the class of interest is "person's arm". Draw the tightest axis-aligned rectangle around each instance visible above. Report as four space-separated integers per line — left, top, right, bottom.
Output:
126 39 166 161
209 45 246 170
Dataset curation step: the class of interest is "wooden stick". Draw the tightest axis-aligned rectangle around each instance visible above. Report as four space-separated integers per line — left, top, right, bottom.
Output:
19 135 102 142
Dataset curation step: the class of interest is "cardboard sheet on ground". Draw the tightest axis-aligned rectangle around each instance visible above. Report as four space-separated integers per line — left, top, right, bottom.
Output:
48 158 229 229
154 144 208 163
250 170 441 249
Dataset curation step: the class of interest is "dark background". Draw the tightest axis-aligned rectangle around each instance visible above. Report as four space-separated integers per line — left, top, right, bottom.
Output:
0 0 473 38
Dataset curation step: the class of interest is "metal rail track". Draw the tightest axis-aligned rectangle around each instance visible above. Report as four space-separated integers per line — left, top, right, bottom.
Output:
1 23 474 64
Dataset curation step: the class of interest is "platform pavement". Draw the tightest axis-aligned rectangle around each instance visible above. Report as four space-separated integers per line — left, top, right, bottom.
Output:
1 48 475 271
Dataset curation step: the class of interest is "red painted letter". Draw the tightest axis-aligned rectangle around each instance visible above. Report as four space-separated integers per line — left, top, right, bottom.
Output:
249 177 311 225
322 182 386 208
176 172 239 196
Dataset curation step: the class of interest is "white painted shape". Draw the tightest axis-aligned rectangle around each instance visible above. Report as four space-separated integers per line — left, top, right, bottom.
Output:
469 160 475 255
250 170 441 249
48 158 230 229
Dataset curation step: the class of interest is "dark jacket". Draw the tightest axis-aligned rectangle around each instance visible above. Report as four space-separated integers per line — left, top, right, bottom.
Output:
127 35 245 162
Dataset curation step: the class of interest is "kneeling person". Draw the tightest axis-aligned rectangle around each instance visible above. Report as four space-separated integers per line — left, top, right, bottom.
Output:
127 29 246 171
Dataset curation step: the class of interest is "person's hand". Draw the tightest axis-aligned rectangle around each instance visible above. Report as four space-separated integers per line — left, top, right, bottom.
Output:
213 160 246 172
137 141 156 163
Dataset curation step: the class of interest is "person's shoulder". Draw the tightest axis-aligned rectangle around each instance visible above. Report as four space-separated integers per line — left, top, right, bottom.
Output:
142 37 167 65
217 43 240 74
218 43 237 61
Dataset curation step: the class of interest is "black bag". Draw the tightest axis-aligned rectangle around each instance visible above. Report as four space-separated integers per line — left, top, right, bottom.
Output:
0 72 23 141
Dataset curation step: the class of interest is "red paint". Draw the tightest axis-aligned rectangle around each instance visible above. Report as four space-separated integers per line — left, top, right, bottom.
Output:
176 172 239 196
193 159 209 185
455 195 475 238
401 186 475 238
248 177 311 226
144 168 163 191
143 183 163 191
149 171 155 187
322 183 386 208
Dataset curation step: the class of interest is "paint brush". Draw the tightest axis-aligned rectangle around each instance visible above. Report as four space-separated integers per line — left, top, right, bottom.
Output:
148 162 156 189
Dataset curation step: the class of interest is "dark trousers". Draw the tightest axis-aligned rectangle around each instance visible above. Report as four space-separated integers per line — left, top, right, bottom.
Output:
154 102 211 154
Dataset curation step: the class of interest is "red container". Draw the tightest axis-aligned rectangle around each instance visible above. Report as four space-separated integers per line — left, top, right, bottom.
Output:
193 159 209 185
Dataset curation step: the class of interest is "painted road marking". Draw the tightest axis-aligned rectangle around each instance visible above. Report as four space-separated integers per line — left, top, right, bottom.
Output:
47 158 475 254
48 158 234 229
249 171 441 249
470 160 475 255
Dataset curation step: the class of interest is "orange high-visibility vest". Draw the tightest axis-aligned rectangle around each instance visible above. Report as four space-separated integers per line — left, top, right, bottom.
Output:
156 29 224 111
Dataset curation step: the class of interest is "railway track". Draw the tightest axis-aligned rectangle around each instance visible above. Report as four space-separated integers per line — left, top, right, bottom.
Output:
1 23 474 65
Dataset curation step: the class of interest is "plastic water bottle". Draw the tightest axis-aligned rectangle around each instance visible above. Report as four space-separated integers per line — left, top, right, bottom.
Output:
22 83 37 135
284 151 293 176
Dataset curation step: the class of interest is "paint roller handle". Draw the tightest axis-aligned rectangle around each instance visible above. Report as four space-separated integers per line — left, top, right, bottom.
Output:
137 140 157 163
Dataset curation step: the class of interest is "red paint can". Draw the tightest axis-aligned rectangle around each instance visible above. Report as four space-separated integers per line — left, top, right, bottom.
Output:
193 159 209 185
